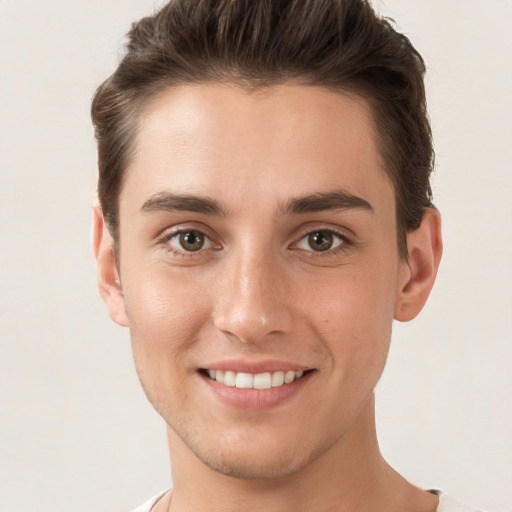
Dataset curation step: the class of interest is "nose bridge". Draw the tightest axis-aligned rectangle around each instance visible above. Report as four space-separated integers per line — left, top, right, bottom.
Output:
213 240 291 343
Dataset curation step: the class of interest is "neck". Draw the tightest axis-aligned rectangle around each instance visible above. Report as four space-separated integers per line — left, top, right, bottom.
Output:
165 395 437 512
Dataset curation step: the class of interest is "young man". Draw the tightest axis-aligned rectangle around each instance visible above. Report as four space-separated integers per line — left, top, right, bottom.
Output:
91 1 479 511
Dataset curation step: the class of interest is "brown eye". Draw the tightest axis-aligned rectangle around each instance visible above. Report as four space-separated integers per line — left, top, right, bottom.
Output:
295 229 345 253
307 231 334 252
179 230 205 251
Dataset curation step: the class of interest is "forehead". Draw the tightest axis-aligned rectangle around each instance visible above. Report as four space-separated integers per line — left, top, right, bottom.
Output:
123 83 393 216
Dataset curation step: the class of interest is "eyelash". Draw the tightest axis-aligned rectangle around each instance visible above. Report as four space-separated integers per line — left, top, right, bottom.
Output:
157 227 353 259
158 228 219 258
292 228 352 258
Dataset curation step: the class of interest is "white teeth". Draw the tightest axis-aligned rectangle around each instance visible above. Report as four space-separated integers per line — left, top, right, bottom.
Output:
284 371 295 384
215 370 224 384
206 369 306 389
235 372 253 389
253 372 272 390
271 371 284 387
224 371 236 387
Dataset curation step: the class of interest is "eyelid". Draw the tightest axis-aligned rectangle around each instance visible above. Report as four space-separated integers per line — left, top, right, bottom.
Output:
157 223 222 255
167 230 215 250
292 222 352 242
157 221 218 242
294 230 346 251
289 224 354 254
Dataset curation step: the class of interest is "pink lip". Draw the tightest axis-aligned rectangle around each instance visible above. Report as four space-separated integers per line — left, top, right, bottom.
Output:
200 359 310 374
199 367 313 411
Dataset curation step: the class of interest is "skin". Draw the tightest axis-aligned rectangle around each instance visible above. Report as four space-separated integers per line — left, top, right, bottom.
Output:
93 84 442 512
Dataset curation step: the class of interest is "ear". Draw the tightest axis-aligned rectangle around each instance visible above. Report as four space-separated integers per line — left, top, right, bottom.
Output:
92 206 129 327
394 208 443 322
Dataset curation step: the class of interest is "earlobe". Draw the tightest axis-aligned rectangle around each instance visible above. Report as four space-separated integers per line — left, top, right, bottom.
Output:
394 208 443 322
92 206 129 327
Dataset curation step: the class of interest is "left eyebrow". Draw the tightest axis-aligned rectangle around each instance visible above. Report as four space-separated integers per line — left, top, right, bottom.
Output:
280 189 374 215
140 192 230 216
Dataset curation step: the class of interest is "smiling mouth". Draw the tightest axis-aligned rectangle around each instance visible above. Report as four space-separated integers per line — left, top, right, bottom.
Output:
200 369 312 389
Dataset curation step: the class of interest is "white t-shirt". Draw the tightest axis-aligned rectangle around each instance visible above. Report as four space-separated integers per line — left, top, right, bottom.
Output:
131 489 485 512
131 490 168 512
432 491 485 512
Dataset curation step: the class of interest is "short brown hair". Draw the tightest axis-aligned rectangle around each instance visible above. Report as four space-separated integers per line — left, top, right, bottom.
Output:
91 0 434 257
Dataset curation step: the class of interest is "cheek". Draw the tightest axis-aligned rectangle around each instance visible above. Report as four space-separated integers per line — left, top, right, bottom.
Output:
122 269 213 414
302 262 398 370
123 268 212 356
304 261 397 325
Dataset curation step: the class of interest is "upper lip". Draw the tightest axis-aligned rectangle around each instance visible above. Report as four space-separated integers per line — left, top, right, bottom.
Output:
200 359 311 374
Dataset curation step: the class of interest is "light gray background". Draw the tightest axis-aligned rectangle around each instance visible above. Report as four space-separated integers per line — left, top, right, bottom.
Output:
1 1 511 511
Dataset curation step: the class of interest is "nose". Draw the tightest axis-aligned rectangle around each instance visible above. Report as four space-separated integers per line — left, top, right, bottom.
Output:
212 248 293 344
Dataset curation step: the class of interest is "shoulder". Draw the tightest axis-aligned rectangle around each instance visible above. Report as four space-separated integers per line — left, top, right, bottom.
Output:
432 490 487 512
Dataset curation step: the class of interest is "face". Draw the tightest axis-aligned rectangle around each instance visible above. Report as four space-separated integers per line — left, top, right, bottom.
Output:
104 84 415 479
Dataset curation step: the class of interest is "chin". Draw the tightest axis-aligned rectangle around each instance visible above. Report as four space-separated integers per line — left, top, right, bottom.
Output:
177 424 332 481
193 446 312 480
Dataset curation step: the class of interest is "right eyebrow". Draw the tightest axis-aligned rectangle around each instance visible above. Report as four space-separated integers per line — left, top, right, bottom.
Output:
140 192 230 216
280 189 374 215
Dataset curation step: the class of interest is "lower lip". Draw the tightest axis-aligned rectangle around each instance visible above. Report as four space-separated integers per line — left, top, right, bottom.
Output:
200 372 312 411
